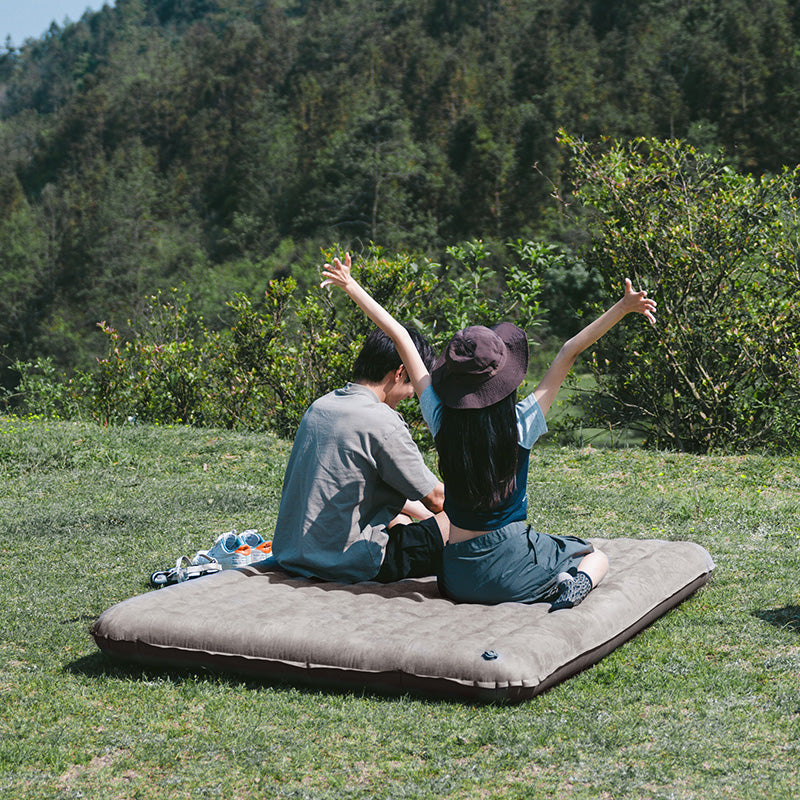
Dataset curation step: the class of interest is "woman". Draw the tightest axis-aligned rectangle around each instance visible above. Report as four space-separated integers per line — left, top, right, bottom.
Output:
322 254 656 610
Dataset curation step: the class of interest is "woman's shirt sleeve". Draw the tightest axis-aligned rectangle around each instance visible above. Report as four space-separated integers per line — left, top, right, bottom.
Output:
420 384 443 438
516 391 548 448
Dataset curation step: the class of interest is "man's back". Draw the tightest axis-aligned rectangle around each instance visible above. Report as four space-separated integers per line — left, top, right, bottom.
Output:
272 383 437 582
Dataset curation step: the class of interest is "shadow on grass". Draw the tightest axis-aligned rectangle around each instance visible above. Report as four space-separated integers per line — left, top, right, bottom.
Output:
65 650 320 689
753 606 800 633
64 651 458 706
65 651 156 681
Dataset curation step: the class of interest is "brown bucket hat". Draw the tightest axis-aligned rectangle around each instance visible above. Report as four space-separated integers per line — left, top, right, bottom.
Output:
431 323 529 409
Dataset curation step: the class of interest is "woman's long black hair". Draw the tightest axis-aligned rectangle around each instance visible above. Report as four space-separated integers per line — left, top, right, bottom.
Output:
434 391 519 510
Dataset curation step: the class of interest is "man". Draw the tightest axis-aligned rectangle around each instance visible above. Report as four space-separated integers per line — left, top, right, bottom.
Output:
272 327 448 583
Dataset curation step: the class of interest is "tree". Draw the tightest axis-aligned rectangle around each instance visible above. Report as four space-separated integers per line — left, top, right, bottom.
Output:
0 173 50 377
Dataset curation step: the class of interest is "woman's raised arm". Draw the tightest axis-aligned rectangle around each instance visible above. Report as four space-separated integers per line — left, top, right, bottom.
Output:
321 253 432 397
533 278 656 416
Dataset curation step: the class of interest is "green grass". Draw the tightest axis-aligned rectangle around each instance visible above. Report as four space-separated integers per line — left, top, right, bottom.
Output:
1 415 799 799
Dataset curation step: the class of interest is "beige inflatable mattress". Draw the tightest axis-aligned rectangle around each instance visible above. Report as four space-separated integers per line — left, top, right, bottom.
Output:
91 537 714 703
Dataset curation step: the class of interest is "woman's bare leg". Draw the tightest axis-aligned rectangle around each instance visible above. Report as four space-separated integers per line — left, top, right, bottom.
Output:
578 549 609 587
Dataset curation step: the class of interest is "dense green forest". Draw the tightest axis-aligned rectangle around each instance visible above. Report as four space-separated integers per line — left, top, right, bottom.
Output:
3 0 800 388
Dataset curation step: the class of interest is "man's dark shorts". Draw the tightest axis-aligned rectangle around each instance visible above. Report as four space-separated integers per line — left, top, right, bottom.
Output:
373 516 443 582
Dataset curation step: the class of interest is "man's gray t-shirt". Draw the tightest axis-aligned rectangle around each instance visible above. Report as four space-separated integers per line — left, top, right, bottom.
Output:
272 383 438 582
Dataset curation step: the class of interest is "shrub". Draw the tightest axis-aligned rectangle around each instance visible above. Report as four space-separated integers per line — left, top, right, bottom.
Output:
3 357 85 420
90 290 214 427
561 132 800 452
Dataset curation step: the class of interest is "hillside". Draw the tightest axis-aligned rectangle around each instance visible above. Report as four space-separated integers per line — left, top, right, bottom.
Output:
2 0 800 380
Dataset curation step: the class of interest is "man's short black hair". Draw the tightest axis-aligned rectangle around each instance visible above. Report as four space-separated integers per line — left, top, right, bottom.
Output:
352 327 435 383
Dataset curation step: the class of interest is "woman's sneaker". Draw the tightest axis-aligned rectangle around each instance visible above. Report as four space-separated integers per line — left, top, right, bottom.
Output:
548 570 594 612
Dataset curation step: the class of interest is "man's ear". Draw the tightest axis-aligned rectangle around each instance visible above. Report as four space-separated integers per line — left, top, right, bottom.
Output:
394 365 405 383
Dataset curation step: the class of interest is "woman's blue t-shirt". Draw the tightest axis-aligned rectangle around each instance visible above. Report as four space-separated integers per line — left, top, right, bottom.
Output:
419 385 547 530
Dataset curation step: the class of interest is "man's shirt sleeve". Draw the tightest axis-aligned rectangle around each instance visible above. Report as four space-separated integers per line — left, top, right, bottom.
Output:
373 419 438 501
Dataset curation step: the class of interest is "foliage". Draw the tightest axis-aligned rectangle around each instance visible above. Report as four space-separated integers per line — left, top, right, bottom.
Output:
9 244 545 437
425 239 542 345
211 280 358 437
510 239 604 337
561 132 800 452
5 0 800 384
90 291 214 427
2 357 85 420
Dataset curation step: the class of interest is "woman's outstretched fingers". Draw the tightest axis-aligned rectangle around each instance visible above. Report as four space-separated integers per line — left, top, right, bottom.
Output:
623 277 657 324
320 252 352 288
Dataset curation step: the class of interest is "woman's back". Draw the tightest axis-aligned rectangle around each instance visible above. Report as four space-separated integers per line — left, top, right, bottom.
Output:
436 394 519 509
419 385 548 536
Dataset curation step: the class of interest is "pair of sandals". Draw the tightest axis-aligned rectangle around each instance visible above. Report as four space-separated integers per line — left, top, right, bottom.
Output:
149 552 222 588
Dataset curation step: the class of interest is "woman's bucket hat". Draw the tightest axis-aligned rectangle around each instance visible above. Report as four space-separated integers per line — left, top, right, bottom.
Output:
431 322 528 409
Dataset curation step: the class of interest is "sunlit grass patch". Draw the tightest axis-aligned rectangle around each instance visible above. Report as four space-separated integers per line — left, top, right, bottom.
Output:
1 415 799 799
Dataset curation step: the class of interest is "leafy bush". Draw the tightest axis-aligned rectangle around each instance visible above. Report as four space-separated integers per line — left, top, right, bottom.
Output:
3 357 86 420
6 243 546 438
90 291 213 427
509 240 603 338
562 132 800 452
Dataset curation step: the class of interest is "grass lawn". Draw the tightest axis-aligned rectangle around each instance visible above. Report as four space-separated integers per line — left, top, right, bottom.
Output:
1 415 799 799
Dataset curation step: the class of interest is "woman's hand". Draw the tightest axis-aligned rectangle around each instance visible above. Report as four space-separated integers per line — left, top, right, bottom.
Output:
321 253 355 291
620 278 657 325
